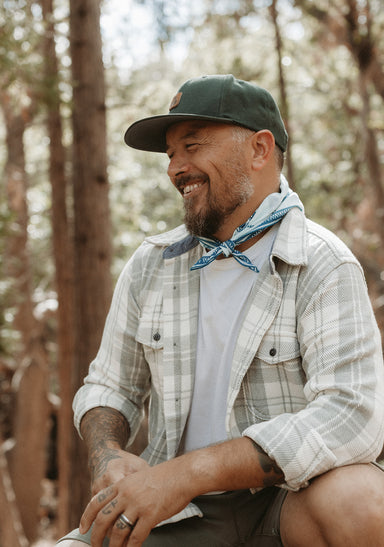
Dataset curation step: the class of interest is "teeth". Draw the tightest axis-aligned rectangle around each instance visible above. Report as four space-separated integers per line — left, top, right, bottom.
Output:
183 183 201 195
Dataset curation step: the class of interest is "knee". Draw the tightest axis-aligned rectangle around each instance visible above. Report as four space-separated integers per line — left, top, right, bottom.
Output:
305 464 384 542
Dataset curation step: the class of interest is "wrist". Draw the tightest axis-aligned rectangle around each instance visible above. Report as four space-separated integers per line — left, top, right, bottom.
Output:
179 446 225 497
176 437 283 495
87 442 125 482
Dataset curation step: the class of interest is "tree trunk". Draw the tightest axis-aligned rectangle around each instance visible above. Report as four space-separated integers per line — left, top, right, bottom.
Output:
270 0 296 189
40 0 76 535
358 73 384 241
1 94 50 543
69 0 113 526
9 357 50 542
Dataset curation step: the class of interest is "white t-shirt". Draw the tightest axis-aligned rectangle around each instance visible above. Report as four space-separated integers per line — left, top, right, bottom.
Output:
181 225 278 453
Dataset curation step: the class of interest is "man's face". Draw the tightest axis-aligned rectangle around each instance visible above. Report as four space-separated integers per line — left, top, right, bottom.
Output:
166 121 255 239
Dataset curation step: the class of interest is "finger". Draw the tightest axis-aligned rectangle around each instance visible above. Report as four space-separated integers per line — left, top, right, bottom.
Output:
79 485 117 533
106 524 114 540
108 514 136 547
89 498 124 547
127 518 152 547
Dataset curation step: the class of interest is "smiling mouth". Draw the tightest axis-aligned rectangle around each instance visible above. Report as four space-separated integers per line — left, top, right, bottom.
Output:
183 182 204 196
176 175 208 197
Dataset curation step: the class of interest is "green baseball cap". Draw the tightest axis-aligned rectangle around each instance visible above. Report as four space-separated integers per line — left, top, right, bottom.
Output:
124 74 288 152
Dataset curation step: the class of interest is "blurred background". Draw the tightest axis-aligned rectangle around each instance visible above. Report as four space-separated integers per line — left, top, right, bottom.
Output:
0 0 383 544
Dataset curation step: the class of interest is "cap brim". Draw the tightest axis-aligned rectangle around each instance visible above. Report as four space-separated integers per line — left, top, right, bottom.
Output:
124 113 237 153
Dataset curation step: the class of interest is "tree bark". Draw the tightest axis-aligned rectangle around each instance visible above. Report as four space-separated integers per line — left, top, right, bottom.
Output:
69 0 113 526
9 357 50 542
270 0 296 189
40 0 76 535
1 93 50 542
358 73 384 240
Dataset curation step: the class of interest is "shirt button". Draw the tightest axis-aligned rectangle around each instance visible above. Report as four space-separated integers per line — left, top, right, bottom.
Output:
153 332 161 342
269 348 277 357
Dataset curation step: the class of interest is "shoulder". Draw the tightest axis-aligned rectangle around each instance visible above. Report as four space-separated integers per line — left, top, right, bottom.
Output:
295 218 366 310
273 208 360 272
305 218 360 268
274 211 366 308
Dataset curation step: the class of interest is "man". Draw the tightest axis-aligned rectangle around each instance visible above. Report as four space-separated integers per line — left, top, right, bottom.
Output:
59 74 384 547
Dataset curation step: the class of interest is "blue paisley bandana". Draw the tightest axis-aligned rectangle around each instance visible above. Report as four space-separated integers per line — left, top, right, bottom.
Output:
191 175 303 272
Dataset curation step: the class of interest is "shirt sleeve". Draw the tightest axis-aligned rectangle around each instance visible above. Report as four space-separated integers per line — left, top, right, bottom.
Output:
243 260 384 490
73 246 151 446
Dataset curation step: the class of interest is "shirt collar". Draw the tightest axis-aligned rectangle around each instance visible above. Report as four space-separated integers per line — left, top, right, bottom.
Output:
270 207 308 267
153 208 308 265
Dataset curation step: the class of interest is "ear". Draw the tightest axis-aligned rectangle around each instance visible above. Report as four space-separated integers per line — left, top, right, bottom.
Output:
250 130 275 171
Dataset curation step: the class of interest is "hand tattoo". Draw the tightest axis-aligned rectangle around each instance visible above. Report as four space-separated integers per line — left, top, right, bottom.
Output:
97 486 115 503
89 445 122 482
102 499 118 515
116 519 128 530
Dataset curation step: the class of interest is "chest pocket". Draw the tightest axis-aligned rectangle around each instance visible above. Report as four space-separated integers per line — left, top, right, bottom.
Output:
241 331 307 420
135 315 164 394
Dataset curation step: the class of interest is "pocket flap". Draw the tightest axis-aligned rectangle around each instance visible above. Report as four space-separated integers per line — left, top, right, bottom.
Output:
257 332 300 364
135 316 164 349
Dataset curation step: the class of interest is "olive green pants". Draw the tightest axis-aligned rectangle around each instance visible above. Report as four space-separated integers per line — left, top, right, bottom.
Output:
58 487 287 546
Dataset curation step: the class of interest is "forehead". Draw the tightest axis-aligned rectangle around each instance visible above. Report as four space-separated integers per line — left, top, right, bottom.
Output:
165 120 233 148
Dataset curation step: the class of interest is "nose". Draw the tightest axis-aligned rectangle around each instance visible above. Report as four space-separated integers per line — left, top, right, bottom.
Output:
167 152 190 180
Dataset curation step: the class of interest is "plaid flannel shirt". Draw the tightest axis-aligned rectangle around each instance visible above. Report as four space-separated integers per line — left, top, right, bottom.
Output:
73 208 384 524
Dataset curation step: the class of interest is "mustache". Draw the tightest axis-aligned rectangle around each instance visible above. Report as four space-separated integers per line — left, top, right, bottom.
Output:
174 173 209 192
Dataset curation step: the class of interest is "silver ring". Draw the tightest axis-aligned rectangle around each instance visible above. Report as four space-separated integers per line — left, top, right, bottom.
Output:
118 513 135 529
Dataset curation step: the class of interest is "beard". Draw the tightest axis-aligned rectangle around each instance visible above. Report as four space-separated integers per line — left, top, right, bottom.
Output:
183 167 254 239
184 193 222 238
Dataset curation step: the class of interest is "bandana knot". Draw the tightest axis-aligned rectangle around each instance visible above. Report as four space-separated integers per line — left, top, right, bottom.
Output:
222 240 235 257
191 175 303 273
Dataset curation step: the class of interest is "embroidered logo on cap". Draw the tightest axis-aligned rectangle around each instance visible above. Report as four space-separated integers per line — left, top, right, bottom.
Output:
169 92 182 111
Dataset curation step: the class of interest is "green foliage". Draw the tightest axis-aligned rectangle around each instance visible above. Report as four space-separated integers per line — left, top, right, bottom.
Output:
0 1 44 89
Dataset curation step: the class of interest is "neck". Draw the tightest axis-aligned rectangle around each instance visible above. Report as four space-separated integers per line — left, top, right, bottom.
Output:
212 209 256 242
212 177 281 242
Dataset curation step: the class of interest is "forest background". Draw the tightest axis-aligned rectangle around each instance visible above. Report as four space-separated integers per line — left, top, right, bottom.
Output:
0 0 383 544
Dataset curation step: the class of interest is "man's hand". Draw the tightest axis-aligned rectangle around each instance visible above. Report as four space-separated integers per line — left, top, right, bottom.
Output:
79 458 195 547
78 436 284 547
90 446 150 495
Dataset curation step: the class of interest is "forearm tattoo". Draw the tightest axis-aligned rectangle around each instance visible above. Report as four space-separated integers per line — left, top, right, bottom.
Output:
80 407 130 481
252 441 284 487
